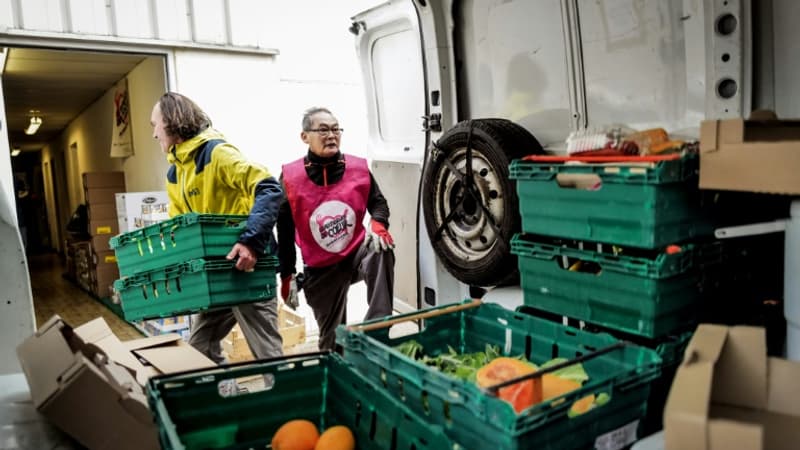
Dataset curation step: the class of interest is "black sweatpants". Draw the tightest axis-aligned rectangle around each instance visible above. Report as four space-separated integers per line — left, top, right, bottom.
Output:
302 240 395 350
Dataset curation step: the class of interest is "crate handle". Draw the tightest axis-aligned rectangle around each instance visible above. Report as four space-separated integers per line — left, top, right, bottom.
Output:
482 341 628 394
346 299 483 332
555 173 603 191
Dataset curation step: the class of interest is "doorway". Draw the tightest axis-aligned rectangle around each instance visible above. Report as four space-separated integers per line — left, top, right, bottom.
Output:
2 46 168 336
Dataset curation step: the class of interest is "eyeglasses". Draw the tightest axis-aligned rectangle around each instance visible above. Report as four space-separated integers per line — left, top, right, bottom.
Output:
307 127 344 136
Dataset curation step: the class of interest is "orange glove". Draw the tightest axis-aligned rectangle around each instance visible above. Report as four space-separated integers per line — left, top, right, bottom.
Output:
365 219 394 252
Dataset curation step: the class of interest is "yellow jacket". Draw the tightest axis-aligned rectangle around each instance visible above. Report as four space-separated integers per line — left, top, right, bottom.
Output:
166 128 282 254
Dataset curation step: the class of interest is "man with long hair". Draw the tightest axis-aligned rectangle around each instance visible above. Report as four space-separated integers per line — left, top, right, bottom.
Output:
150 92 283 362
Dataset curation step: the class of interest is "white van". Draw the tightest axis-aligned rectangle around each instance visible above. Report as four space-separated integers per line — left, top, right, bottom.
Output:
352 0 800 312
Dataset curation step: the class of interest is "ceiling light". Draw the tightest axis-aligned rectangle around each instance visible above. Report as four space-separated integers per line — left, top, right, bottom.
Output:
11 148 20 157
24 116 42 135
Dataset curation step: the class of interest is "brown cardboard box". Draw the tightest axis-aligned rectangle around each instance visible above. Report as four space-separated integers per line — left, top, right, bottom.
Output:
92 250 118 268
88 218 119 236
88 202 118 221
17 315 216 450
85 187 126 205
699 117 800 194
664 324 800 450
91 234 112 253
82 171 126 189
91 263 120 298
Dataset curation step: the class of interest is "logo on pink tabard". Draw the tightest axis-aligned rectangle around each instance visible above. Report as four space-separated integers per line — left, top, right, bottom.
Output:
309 200 356 253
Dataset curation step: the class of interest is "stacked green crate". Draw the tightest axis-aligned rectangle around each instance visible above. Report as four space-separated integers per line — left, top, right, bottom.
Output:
111 213 278 321
509 154 713 436
509 154 711 249
509 154 710 338
148 352 453 450
336 302 662 450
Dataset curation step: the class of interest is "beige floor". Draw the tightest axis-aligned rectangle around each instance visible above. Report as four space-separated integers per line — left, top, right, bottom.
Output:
27 252 418 348
28 253 143 340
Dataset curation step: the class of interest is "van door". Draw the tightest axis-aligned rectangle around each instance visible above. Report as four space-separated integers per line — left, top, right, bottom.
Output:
0 59 36 373
352 1 428 312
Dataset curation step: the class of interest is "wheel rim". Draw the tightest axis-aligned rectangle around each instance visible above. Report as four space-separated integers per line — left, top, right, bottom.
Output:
432 146 506 262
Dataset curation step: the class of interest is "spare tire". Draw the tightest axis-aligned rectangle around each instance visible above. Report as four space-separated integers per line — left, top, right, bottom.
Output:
422 118 544 286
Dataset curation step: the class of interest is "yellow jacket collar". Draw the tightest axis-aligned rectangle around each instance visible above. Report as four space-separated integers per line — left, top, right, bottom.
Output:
167 128 227 164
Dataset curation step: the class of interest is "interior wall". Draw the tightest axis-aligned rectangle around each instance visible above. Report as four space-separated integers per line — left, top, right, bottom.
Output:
40 54 167 250
120 56 169 192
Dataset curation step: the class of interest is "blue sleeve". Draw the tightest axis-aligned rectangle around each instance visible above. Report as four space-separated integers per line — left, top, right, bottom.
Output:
237 176 283 255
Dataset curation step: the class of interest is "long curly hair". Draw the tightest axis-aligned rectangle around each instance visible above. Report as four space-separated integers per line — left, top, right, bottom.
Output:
157 92 212 140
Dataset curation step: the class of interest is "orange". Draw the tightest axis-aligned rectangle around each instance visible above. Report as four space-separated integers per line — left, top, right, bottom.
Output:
314 425 355 450
271 419 319 450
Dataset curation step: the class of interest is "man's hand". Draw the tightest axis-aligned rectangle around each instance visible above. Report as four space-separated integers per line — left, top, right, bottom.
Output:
227 243 257 271
365 219 395 252
280 275 299 310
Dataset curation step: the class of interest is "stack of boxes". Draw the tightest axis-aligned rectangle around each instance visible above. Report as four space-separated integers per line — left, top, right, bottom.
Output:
82 172 125 298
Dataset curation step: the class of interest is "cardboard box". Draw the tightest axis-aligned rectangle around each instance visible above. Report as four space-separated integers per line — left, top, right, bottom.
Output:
91 263 120 298
16 315 215 450
700 117 800 194
92 250 118 268
664 324 800 450
115 191 170 233
221 306 307 362
88 218 119 236
88 203 118 221
91 234 112 253
85 187 126 206
82 171 126 189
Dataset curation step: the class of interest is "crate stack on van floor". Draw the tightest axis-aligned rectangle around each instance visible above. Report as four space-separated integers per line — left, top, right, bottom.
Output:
109 212 279 327
507 151 716 434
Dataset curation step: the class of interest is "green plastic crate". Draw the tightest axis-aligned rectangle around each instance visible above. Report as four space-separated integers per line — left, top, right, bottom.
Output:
640 331 693 435
110 213 248 276
336 301 662 450
512 234 700 338
114 258 278 321
509 155 712 249
147 352 454 450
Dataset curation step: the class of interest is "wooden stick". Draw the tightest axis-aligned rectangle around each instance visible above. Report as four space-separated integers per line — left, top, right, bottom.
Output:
347 299 483 332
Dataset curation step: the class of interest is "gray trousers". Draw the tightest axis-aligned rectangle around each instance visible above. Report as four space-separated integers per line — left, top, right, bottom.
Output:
303 241 395 351
188 299 283 364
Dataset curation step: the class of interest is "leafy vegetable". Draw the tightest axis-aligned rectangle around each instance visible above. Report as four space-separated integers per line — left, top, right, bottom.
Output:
393 341 515 381
395 339 424 359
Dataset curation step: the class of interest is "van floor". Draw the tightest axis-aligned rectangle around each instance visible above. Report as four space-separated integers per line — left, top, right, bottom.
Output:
28 253 142 340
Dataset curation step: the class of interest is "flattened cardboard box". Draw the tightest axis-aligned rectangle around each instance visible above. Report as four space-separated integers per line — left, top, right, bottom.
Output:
700 117 800 194
664 324 800 450
17 316 215 450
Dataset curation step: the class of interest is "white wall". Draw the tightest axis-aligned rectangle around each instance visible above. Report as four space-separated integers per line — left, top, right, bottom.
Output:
251 0 385 171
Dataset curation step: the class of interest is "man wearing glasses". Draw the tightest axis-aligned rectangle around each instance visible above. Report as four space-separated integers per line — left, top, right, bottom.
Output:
277 107 395 350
